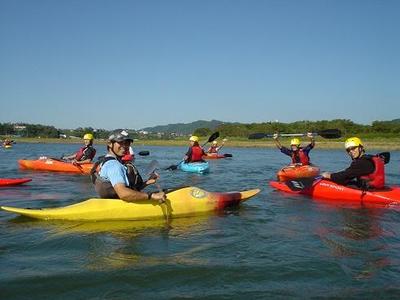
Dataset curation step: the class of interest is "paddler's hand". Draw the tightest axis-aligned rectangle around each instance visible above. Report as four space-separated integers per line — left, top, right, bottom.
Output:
146 172 159 185
321 172 331 179
273 133 279 140
149 191 166 204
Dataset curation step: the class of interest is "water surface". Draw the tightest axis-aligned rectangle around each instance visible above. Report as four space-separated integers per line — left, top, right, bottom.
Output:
1 143 400 299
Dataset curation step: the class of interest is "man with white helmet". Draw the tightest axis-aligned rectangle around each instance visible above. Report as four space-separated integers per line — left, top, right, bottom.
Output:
273 133 315 165
91 130 165 202
62 133 96 165
321 137 385 189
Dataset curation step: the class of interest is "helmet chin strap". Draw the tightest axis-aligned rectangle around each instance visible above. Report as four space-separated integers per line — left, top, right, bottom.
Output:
110 142 123 160
351 146 364 160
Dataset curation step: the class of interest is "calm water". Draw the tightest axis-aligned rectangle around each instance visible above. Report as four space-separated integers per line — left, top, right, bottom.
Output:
1 143 400 299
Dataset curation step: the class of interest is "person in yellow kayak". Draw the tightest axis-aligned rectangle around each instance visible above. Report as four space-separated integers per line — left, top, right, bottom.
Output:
321 137 385 189
206 139 227 154
62 133 96 165
273 133 315 165
91 130 165 202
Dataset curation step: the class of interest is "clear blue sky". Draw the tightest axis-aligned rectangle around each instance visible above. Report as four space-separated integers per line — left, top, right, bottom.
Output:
1 0 399 130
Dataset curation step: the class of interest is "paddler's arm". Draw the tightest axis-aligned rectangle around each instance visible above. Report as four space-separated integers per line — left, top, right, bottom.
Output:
73 158 92 165
307 132 315 148
273 133 283 149
113 183 165 202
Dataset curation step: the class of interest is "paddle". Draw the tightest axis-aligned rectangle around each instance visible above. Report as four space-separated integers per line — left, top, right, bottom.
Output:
285 176 323 191
378 152 390 164
223 153 233 157
146 160 170 222
248 129 342 140
46 156 85 173
138 150 150 156
165 132 220 170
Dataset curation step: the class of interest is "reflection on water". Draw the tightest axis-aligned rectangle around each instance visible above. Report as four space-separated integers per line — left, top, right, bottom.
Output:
315 206 393 280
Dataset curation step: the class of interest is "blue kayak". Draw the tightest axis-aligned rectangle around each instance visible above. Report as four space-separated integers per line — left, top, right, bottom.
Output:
178 161 210 173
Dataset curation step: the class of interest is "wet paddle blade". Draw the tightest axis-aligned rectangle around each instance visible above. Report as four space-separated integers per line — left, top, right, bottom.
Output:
285 177 320 191
317 129 342 139
138 151 150 156
248 133 268 139
378 152 390 164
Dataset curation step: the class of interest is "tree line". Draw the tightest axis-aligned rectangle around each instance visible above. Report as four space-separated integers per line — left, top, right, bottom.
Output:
195 119 400 138
1 119 400 140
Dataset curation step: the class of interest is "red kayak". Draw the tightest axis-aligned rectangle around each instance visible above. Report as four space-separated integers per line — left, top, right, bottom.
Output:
276 164 320 182
0 178 32 187
270 179 400 208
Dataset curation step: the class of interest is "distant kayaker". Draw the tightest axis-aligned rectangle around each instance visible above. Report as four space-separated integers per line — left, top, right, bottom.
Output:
62 133 96 165
91 130 165 202
273 133 315 165
3 138 13 146
321 137 385 189
206 139 227 154
184 136 207 163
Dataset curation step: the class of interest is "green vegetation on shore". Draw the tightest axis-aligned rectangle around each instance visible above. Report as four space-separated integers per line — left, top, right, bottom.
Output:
9 135 400 151
2 119 400 150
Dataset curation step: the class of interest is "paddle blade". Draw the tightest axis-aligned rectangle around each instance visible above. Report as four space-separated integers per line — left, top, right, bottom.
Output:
378 152 390 164
223 153 233 157
248 133 268 139
165 163 180 171
138 151 150 156
285 176 321 191
207 132 220 143
317 129 342 139
145 160 159 175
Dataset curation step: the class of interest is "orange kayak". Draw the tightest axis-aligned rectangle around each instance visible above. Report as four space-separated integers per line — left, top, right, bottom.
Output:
18 159 93 174
276 164 320 182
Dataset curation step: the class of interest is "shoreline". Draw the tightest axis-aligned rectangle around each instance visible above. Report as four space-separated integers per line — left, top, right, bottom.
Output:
11 137 400 151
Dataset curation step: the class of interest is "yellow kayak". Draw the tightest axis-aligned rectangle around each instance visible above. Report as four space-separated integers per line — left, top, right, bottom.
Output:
1 186 260 221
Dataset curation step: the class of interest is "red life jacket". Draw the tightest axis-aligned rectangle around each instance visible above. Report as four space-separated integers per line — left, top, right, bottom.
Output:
75 146 96 161
191 146 204 162
208 145 218 154
291 149 310 165
360 155 385 189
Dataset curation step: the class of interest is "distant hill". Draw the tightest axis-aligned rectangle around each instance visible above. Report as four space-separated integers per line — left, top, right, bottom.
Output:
391 119 400 123
141 120 227 135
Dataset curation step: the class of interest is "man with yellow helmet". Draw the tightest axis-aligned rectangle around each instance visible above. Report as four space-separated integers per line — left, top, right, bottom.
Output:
273 132 315 165
321 137 385 189
184 135 207 162
62 133 96 165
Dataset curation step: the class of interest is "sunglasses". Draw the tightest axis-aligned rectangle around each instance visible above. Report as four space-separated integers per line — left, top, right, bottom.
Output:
346 146 358 153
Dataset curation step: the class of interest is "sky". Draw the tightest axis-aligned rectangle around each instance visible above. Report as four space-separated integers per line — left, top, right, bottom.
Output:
0 0 399 130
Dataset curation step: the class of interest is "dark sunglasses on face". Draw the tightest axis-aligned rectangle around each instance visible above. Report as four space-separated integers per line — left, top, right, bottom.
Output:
346 146 358 153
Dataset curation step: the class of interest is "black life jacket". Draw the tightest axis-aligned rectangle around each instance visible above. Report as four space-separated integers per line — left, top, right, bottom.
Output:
90 156 145 199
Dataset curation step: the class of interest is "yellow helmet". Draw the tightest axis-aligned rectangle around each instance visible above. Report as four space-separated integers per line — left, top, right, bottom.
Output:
83 133 94 140
189 136 199 142
290 138 300 146
212 140 218 145
345 137 363 149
